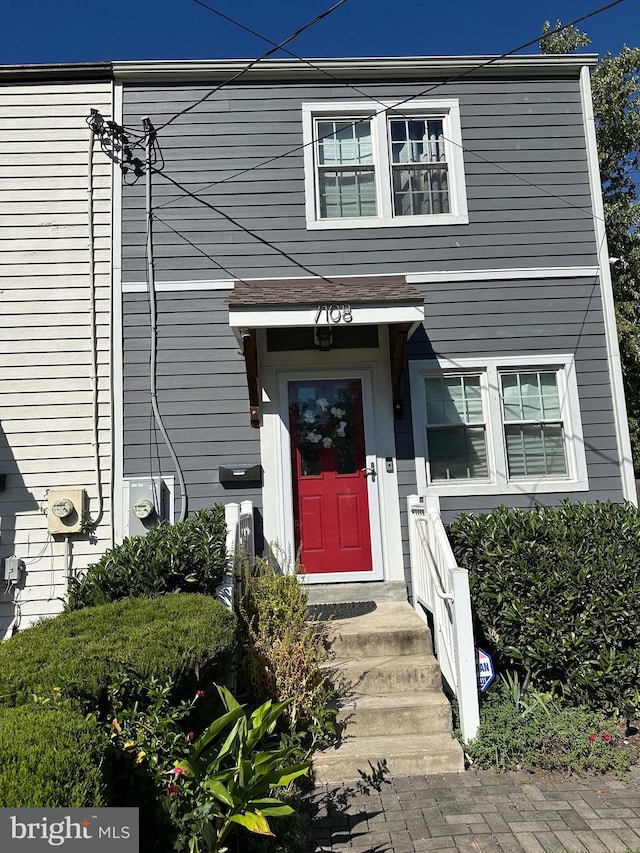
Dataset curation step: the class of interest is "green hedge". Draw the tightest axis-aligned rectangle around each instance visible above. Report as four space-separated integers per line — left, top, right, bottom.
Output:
0 594 236 712
67 506 227 610
447 501 640 710
0 707 107 807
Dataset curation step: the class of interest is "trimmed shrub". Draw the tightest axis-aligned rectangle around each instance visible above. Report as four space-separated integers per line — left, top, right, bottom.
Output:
0 594 236 712
66 506 227 610
447 501 640 710
0 707 107 807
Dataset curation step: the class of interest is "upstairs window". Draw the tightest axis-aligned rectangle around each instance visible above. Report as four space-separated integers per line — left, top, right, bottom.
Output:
389 118 449 216
316 120 376 218
302 100 468 229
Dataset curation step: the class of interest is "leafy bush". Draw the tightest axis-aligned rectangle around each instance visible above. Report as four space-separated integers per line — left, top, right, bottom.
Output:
238 556 336 749
0 707 107 807
447 501 640 710
467 682 635 776
166 685 311 853
0 594 236 713
67 506 227 610
107 680 310 853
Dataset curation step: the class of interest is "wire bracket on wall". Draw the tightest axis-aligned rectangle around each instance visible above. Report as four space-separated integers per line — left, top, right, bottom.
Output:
86 109 162 181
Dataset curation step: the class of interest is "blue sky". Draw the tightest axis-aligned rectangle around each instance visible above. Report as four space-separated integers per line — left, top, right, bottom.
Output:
1 0 637 66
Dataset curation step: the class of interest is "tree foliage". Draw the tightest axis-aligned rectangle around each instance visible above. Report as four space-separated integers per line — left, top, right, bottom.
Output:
540 22 640 469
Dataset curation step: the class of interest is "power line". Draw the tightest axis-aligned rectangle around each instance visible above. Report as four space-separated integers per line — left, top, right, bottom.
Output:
154 0 624 211
153 212 249 282
155 169 344 285
156 0 349 131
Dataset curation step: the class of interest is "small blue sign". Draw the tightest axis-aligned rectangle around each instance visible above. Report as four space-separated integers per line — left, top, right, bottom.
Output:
475 647 495 693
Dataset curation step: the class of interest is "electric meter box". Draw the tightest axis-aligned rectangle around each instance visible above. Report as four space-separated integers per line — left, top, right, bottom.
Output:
46 488 86 535
123 477 173 537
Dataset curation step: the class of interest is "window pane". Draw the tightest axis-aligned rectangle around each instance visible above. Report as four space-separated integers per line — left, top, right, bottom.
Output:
389 118 445 164
393 166 449 216
540 372 561 418
317 120 373 165
319 169 376 218
428 426 488 480
501 371 561 422
504 424 567 477
425 375 483 425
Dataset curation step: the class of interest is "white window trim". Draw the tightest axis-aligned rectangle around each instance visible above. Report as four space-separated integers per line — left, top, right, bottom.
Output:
302 100 469 229
409 354 589 497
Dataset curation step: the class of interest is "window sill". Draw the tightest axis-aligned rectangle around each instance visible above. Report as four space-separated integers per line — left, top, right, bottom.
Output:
305 212 470 230
423 478 589 497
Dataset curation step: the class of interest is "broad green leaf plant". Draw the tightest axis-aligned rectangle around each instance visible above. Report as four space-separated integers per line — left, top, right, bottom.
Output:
167 685 311 853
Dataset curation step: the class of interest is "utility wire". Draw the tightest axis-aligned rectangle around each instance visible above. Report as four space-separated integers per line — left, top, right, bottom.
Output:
153 212 251 282
157 0 349 131
154 0 624 212
156 169 344 285
145 1 623 288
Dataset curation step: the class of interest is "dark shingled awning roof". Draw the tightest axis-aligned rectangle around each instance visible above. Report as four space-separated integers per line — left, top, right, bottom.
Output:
228 275 424 427
228 275 423 307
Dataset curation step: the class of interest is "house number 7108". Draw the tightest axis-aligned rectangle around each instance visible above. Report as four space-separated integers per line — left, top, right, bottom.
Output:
314 304 353 324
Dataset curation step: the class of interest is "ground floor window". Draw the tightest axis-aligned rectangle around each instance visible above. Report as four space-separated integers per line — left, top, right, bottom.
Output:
409 354 588 496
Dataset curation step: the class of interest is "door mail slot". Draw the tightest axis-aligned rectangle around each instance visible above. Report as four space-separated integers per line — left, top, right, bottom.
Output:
219 464 262 486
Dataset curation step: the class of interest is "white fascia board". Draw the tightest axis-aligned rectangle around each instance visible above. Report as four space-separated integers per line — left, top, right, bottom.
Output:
406 266 599 284
112 54 597 82
229 302 425 330
580 65 637 505
123 279 233 293
121 269 597 294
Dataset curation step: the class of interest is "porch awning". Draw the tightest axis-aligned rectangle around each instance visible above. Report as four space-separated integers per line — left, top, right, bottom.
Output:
228 274 425 333
227 274 425 427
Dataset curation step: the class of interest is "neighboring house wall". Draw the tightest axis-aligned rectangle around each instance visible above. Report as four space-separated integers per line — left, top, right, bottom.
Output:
0 72 113 635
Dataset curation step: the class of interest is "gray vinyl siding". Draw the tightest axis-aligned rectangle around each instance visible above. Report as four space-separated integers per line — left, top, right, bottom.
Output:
121 76 597 282
119 68 626 578
122 291 263 531
395 274 624 582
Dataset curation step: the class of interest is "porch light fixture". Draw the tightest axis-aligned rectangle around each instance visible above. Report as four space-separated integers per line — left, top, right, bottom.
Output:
314 326 333 351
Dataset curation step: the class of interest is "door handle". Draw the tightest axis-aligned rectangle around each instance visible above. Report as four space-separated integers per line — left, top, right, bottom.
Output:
361 462 377 480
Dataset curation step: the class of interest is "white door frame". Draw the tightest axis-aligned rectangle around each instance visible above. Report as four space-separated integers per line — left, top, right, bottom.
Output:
278 367 383 583
259 334 404 584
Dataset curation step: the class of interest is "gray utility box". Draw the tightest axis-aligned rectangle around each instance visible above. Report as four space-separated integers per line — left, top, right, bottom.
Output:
123 477 173 537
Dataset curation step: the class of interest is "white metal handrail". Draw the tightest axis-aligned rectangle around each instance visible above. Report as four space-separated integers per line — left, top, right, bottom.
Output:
218 501 254 611
407 494 479 742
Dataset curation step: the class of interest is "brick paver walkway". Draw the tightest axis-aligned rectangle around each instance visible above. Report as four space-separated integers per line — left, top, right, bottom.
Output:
307 767 640 852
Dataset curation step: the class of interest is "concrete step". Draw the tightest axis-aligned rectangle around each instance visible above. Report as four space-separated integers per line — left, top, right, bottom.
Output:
336 690 453 737
326 653 442 695
326 601 433 659
313 733 465 783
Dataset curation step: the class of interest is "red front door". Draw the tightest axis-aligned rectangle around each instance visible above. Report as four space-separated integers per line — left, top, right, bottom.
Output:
288 378 373 575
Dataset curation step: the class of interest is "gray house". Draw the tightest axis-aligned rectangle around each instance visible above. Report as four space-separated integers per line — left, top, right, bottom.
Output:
112 53 635 595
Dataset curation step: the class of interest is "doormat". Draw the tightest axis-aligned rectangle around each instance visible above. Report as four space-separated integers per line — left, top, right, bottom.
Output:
307 601 377 621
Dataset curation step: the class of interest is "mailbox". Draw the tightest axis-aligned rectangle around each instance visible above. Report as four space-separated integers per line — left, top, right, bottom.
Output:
219 464 262 487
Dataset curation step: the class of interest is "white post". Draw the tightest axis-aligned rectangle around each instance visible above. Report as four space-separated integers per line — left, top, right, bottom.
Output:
240 499 255 571
452 568 480 742
217 503 240 611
